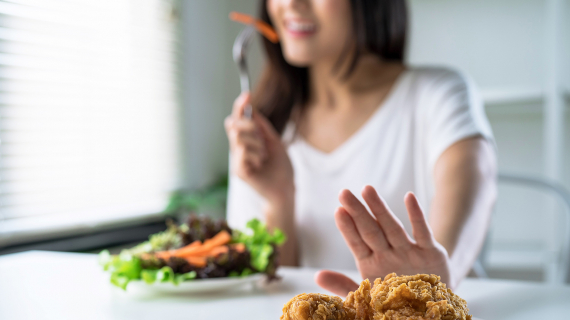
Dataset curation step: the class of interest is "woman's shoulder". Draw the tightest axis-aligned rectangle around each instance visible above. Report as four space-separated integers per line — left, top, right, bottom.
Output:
403 66 478 105
405 66 471 88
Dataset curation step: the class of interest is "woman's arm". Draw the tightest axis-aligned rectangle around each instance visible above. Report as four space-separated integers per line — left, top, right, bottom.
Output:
315 186 451 296
225 92 299 266
314 136 496 296
429 136 497 288
265 195 298 266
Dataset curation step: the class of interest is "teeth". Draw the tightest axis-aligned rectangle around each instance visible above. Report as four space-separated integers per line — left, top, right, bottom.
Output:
287 21 316 32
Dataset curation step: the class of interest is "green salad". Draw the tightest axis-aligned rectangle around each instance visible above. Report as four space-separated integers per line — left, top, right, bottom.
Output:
99 216 285 290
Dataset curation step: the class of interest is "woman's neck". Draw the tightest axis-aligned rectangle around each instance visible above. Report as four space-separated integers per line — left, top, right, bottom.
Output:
308 54 404 111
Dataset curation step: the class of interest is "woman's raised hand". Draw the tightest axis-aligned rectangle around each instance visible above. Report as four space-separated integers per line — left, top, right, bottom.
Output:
224 92 295 204
315 185 451 297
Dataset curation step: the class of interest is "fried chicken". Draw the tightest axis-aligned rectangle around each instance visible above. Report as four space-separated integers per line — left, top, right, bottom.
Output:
370 273 471 320
280 293 350 320
344 279 373 320
280 274 472 320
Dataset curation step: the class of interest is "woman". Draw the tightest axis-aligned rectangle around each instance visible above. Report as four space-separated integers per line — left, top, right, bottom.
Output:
225 0 496 296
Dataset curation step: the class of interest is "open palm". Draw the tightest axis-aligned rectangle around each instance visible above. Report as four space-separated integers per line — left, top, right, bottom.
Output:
315 186 450 297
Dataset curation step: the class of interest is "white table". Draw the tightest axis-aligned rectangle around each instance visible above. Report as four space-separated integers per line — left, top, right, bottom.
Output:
1 251 569 320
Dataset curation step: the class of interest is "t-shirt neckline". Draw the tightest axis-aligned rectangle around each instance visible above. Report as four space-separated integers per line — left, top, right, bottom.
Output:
294 69 411 161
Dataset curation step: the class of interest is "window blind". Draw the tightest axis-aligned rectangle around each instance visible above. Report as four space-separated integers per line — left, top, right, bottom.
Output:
0 0 181 246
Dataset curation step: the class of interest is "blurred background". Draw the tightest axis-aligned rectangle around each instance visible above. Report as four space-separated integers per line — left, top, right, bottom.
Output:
0 0 569 284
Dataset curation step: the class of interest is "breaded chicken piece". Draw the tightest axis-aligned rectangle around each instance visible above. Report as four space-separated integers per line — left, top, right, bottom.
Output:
370 273 472 320
280 293 350 320
281 273 471 320
344 279 373 320
280 280 373 320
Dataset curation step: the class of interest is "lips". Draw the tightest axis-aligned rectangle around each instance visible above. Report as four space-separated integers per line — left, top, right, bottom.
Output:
284 20 316 36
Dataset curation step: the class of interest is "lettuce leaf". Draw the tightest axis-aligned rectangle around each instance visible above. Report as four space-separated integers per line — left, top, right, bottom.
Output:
174 271 197 284
140 268 196 285
98 250 196 289
156 266 174 282
99 250 142 290
233 219 286 272
141 269 159 284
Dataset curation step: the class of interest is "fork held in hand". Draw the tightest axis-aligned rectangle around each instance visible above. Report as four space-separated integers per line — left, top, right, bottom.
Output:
232 25 255 119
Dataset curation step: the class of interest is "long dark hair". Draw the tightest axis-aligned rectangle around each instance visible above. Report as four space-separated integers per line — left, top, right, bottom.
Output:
252 0 408 135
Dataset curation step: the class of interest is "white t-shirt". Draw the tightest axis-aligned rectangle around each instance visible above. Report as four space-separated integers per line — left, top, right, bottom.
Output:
226 67 494 270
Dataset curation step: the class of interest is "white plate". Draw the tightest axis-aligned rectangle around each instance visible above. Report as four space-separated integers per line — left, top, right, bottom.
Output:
126 273 266 294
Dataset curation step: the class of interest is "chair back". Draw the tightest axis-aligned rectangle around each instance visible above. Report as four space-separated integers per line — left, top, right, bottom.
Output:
494 173 570 284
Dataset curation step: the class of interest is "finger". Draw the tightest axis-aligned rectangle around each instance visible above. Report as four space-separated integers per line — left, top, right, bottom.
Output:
405 192 434 248
228 130 265 155
338 189 389 251
335 207 372 259
231 117 259 133
234 145 264 171
224 115 233 132
241 148 265 169
361 185 412 249
231 92 251 119
234 133 266 155
253 110 281 144
314 270 359 297
226 120 266 153
229 135 266 169
227 117 260 139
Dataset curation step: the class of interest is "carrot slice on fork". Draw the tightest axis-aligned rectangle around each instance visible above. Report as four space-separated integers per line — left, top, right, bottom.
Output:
229 11 279 43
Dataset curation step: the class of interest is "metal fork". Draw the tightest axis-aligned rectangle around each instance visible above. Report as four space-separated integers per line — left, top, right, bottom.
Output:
232 25 255 119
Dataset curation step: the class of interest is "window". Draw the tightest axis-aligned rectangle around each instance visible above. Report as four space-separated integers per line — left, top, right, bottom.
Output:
0 0 181 246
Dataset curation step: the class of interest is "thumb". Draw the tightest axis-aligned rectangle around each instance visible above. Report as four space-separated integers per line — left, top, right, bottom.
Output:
314 270 359 297
231 91 251 119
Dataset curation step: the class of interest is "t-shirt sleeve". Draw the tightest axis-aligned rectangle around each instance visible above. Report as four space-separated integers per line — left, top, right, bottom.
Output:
420 69 495 169
226 166 265 230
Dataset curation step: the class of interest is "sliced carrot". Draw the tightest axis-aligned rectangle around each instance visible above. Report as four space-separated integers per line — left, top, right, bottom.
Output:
231 243 246 253
150 240 202 260
253 21 279 43
207 245 229 257
182 230 231 256
177 245 229 258
173 240 202 256
203 230 232 248
178 245 222 257
229 11 279 43
185 256 207 268
153 231 231 257
152 231 233 267
230 11 255 25
152 252 173 260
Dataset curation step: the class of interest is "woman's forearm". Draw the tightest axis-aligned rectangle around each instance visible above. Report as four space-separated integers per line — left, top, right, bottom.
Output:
265 193 298 266
429 137 497 288
432 181 495 288
447 191 494 286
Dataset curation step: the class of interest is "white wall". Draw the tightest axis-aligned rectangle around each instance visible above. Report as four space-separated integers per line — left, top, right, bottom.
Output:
409 0 546 90
179 0 259 190
563 0 570 91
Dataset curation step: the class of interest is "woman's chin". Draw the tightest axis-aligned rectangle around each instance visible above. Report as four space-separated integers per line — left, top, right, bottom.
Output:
282 51 315 68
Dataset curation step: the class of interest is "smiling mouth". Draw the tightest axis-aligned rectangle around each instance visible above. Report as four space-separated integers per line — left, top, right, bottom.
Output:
285 20 316 36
